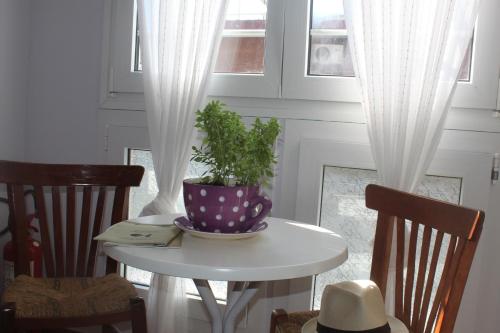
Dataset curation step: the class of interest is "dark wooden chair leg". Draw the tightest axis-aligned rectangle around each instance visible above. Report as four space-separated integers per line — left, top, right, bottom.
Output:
130 297 148 333
1 302 16 333
270 309 289 333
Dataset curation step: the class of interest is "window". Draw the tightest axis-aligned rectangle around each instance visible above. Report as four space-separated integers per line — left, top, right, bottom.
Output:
308 0 354 77
132 0 268 75
313 166 461 309
103 0 499 111
215 0 267 74
110 0 282 99
307 0 472 81
290 138 492 328
126 149 228 301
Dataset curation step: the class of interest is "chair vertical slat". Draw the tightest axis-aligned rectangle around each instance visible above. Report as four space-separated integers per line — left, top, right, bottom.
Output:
416 231 444 333
411 225 432 331
51 187 64 277
370 213 394 298
87 186 107 277
66 186 76 276
433 239 466 333
424 235 457 333
106 186 130 274
34 186 55 277
394 218 405 320
363 185 484 333
8 185 30 276
440 235 482 333
76 186 92 276
403 221 419 326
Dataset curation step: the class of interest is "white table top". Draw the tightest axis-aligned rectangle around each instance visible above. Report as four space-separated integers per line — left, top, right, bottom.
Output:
104 214 348 282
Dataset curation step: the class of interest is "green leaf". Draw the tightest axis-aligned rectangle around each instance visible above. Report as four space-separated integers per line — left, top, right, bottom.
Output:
191 101 281 186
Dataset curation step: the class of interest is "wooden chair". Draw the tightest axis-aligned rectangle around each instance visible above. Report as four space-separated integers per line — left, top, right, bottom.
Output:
0 160 147 332
271 184 484 333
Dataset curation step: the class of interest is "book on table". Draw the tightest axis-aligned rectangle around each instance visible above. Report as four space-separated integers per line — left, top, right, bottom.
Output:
95 221 182 247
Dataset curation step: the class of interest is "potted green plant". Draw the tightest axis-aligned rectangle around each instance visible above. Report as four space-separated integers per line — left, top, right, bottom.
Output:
182 100 280 233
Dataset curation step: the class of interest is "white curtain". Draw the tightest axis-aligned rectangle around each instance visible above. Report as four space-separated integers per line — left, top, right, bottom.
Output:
344 0 480 312
137 0 229 331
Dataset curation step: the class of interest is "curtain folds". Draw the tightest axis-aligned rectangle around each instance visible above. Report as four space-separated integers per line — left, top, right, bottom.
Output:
344 0 480 313
137 0 229 331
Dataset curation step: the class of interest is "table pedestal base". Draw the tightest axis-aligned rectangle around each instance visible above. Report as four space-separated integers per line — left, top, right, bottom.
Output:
194 279 261 333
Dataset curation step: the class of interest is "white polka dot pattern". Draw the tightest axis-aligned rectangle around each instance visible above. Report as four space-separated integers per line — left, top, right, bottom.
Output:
239 216 246 222
219 196 225 202
216 214 222 220
200 206 206 212
200 189 207 196
243 201 249 207
232 206 239 212
228 221 235 227
236 190 243 197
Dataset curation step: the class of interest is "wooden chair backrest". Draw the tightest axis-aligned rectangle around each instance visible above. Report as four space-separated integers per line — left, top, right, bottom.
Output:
365 184 484 333
0 160 144 278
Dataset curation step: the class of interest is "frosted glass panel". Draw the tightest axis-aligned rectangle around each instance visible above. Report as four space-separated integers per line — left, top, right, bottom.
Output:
313 166 461 309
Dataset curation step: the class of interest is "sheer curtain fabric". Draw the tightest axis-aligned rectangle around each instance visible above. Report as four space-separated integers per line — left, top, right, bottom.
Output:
344 0 480 312
137 0 228 332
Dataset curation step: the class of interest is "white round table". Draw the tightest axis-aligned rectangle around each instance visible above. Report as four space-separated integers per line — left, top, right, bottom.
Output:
104 214 348 333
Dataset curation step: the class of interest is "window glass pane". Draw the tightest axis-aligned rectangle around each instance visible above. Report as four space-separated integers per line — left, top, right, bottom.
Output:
127 149 227 301
309 0 354 77
133 0 267 75
133 11 142 72
214 0 267 74
309 0 472 81
309 35 355 77
313 166 462 309
457 39 473 82
311 0 345 29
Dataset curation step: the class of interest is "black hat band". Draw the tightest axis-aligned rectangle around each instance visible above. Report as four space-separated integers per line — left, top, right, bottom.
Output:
317 322 391 333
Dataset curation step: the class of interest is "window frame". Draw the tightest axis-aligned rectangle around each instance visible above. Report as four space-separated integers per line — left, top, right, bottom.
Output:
451 0 500 109
100 0 499 112
103 0 285 101
281 0 361 102
108 0 142 94
290 138 491 333
281 0 499 107
210 0 285 98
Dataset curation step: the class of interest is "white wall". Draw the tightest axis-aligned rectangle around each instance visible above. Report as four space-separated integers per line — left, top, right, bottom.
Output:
25 0 104 164
0 0 31 292
0 0 30 161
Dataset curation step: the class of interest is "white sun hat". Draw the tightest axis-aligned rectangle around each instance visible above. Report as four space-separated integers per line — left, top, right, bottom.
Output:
302 280 408 333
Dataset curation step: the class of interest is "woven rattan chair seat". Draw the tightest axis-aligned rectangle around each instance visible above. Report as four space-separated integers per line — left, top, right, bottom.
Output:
275 310 319 333
3 273 136 318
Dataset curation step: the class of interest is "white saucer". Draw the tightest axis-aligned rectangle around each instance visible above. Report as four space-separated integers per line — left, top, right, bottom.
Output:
174 216 268 240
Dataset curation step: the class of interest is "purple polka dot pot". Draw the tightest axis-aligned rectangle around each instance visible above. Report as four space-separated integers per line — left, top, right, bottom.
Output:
183 179 272 233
